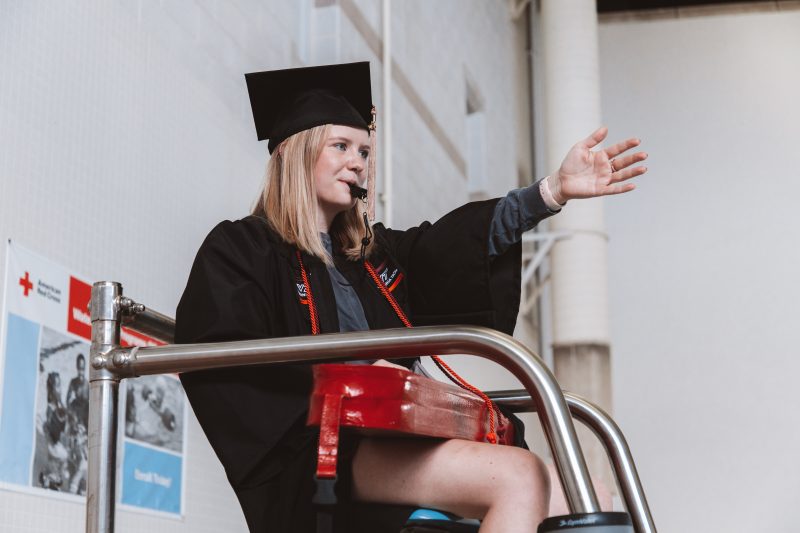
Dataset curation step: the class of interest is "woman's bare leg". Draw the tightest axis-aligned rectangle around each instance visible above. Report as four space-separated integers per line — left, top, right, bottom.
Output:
352 437 550 533
546 463 613 516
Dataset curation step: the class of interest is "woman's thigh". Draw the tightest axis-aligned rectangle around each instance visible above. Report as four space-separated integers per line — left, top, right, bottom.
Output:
351 437 549 520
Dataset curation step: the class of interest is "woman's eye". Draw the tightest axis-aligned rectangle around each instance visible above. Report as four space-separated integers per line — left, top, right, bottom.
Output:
359 150 369 159
334 143 346 151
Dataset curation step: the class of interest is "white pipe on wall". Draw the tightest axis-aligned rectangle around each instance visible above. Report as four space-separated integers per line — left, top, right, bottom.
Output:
540 0 610 346
382 0 393 227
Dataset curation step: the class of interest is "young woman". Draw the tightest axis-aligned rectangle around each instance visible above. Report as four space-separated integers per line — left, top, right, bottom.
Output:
176 62 647 533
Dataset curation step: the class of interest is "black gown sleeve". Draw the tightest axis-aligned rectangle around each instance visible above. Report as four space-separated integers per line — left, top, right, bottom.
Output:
375 198 530 335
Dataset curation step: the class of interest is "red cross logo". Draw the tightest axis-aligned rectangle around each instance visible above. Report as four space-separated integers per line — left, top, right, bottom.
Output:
19 271 33 297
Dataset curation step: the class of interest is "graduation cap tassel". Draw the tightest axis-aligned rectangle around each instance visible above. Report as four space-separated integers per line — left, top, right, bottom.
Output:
366 105 377 222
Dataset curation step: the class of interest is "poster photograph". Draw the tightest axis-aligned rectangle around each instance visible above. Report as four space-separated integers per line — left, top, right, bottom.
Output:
124 374 185 454
32 327 90 495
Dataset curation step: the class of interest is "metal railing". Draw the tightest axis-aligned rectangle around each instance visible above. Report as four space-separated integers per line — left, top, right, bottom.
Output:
86 281 655 533
488 391 656 533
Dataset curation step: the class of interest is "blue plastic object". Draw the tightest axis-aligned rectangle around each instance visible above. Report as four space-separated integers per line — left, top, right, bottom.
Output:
408 509 459 521
402 508 481 532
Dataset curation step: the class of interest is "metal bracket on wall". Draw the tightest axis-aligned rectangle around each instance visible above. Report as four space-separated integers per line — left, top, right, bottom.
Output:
520 230 572 317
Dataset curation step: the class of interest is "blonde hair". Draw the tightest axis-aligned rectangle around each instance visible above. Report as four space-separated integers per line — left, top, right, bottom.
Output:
251 124 375 264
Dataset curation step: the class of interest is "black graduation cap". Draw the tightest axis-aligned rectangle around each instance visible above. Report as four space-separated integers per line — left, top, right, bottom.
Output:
245 62 374 154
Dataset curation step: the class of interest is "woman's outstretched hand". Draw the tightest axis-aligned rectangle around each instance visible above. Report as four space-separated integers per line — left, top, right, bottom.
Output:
548 127 648 205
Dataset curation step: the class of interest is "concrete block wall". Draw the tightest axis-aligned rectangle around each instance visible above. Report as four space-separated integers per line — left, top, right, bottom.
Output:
0 1 530 531
391 0 521 228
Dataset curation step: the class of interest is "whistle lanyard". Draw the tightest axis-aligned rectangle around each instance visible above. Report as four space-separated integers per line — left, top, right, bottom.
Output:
295 250 500 443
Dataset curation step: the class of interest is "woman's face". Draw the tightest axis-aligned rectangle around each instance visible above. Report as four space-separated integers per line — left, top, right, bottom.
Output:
313 124 370 227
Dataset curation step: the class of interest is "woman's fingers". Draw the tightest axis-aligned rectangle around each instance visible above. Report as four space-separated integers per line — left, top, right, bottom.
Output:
604 137 641 159
604 182 637 196
608 151 648 175
372 359 409 371
609 164 648 185
582 126 609 150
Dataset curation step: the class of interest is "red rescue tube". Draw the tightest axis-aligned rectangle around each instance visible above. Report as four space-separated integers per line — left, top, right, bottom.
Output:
307 364 513 444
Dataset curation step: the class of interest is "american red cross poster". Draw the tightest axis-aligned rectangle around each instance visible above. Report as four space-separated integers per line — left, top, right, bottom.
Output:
0 240 187 517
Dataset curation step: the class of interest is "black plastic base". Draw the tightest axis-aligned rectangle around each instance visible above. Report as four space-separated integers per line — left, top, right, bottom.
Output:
538 512 633 532
400 522 480 533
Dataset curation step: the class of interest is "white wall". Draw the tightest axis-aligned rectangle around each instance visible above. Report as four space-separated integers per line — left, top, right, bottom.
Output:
599 8 800 532
0 1 528 531
391 0 522 227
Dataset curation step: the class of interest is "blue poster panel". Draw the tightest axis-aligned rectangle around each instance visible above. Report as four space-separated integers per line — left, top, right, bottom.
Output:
0 313 39 486
121 441 182 515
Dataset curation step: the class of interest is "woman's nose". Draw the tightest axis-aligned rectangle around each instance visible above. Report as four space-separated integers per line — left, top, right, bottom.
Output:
347 151 364 172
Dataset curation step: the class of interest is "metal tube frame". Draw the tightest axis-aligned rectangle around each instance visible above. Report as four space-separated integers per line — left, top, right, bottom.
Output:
87 282 123 533
87 282 654 533
487 390 656 533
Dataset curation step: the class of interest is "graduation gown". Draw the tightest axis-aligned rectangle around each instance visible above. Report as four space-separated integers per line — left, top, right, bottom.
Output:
175 199 530 532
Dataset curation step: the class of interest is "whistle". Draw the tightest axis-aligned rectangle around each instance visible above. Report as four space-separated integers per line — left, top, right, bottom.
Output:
348 183 368 200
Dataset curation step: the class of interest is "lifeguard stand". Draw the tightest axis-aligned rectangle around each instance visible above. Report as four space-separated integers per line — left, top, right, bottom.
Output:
85 281 655 533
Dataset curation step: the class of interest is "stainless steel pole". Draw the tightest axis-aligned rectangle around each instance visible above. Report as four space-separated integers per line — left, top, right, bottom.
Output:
564 394 656 533
487 390 656 533
119 297 175 344
106 325 600 513
86 282 123 533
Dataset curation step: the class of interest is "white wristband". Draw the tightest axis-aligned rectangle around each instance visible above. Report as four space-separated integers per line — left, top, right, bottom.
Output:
540 176 565 211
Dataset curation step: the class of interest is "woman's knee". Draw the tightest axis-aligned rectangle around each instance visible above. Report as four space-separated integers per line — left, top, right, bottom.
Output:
491 447 550 502
452 446 550 520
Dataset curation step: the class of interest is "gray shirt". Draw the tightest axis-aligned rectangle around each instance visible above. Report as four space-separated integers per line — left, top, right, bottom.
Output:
320 233 370 333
